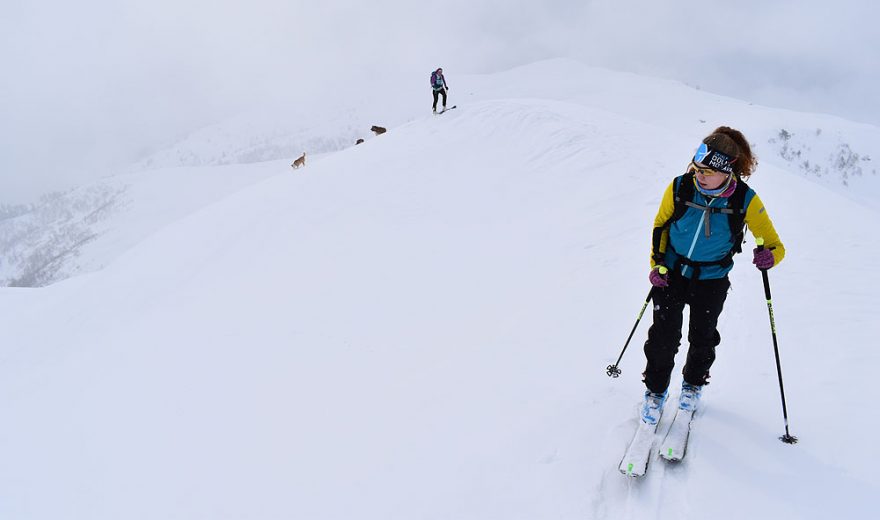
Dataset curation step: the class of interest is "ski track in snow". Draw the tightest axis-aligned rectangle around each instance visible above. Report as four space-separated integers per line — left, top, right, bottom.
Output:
596 402 693 520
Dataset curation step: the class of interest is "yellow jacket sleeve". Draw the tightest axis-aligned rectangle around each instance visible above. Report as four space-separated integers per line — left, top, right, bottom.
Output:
745 192 785 266
649 181 676 268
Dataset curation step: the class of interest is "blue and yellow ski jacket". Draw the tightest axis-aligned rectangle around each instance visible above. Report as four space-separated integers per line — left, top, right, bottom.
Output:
651 174 785 279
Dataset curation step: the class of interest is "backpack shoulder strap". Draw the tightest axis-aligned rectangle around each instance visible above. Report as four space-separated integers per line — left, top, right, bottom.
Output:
671 171 695 223
726 178 750 254
651 173 692 263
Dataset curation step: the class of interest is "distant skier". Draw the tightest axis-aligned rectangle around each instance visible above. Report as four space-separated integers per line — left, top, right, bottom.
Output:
430 67 449 114
639 126 785 425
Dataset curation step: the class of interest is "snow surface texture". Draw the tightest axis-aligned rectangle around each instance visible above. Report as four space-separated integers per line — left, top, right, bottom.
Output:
1 59 877 519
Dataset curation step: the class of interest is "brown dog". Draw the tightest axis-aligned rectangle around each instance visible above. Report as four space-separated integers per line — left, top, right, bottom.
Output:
370 125 386 135
291 152 306 169
355 138 364 145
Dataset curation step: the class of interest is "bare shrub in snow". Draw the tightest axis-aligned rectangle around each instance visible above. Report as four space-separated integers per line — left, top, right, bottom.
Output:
767 128 874 185
0 185 125 287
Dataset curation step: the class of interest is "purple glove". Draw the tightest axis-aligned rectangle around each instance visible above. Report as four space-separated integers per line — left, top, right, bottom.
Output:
649 266 669 287
753 247 775 270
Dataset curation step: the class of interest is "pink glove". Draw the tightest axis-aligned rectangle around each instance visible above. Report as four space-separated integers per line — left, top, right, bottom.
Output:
649 266 669 287
753 247 775 270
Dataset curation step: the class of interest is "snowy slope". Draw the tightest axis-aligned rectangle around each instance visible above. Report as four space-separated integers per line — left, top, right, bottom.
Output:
135 59 880 207
1 60 878 519
4 59 877 288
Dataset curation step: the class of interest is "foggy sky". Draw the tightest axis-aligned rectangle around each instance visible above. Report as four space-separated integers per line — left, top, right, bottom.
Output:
2 0 877 204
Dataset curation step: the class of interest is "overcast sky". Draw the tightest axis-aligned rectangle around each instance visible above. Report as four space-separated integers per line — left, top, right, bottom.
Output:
2 0 878 204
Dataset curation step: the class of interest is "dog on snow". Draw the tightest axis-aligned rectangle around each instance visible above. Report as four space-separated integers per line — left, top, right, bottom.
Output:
291 152 306 169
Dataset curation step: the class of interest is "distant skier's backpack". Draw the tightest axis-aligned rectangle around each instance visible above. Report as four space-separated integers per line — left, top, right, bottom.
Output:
430 71 443 89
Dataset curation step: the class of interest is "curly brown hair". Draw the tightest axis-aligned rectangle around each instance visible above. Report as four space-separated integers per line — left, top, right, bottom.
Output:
702 126 757 180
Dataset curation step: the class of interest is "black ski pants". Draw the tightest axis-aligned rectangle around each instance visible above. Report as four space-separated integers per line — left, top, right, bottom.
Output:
432 88 447 110
642 271 730 394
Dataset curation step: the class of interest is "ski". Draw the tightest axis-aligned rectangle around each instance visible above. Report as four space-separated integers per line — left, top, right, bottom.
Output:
658 408 694 462
618 420 659 477
435 105 457 115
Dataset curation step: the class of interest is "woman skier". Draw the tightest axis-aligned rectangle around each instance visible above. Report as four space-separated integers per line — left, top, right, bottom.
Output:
640 126 785 425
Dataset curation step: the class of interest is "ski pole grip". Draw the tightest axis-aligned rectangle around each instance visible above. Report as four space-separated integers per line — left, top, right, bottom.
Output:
658 265 668 275
756 236 772 298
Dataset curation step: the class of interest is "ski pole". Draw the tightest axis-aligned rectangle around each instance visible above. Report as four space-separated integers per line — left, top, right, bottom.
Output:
606 269 664 378
756 237 798 444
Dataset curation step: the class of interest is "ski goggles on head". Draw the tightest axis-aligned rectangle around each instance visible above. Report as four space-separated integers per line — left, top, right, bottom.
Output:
692 143 736 174
688 161 730 177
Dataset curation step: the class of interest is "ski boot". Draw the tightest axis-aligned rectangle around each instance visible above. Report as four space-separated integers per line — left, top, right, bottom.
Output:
641 390 667 425
679 382 702 412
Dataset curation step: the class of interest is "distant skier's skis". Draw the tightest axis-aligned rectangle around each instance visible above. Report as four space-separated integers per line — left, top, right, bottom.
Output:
658 408 694 462
435 105 457 115
619 420 659 477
